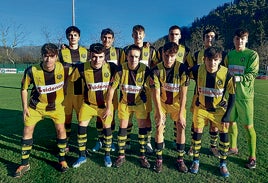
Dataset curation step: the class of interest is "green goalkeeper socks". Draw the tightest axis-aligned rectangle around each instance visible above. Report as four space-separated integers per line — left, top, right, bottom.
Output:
229 123 238 149
247 127 256 158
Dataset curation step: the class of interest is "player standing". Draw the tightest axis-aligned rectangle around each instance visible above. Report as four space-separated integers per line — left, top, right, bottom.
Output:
123 25 159 153
58 26 89 151
189 46 235 177
92 28 125 152
14 43 69 178
72 43 118 168
150 42 189 173
225 28 259 169
157 25 192 147
103 44 151 168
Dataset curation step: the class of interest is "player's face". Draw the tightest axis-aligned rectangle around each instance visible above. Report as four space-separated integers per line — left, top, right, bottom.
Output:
127 49 141 70
163 52 177 68
168 29 181 44
233 35 248 51
67 31 80 46
132 30 145 45
101 34 114 49
204 56 222 73
42 54 58 72
90 52 105 69
204 32 216 48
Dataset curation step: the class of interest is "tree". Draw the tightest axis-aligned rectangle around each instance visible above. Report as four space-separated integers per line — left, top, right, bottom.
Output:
41 26 65 48
0 22 25 64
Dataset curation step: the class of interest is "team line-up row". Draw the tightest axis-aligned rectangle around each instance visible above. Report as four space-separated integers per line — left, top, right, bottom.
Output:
14 25 259 179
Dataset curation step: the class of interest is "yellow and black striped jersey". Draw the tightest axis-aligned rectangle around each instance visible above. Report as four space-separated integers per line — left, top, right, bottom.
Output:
191 64 235 110
59 46 88 64
59 46 89 95
157 44 191 65
77 62 118 107
124 42 159 68
21 62 69 111
111 62 150 105
188 48 227 68
105 46 126 66
150 62 190 104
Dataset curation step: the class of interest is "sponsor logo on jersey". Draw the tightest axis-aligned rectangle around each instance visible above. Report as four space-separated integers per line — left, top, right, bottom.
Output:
163 83 180 92
87 82 109 91
240 57 245 62
228 65 245 75
37 81 64 94
107 60 118 65
198 87 224 98
140 60 149 67
121 84 142 94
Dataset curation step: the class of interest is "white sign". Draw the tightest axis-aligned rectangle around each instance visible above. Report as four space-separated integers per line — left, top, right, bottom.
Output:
0 68 17 74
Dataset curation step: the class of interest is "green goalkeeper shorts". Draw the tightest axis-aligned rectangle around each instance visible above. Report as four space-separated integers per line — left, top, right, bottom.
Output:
230 99 254 125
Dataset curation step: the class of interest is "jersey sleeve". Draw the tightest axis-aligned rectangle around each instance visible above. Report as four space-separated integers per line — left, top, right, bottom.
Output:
150 46 159 67
189 65 199 81
108 62 118 77
157 47 163 62
150 66 161 89
21 66 33 90
179 63 190 87
111 66 122 89
241 51 259 83
227 73 236 95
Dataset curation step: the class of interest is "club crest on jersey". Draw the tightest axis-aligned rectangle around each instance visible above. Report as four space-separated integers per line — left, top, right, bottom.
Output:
57 74 63 80
240 57 245 62
104 72 110 78
63 55 71 60
177 52 183 57
217 79 223 86
144 52 149 57
38 77 42 83
137 78 143 83
111 52 115 57
81 54 87 59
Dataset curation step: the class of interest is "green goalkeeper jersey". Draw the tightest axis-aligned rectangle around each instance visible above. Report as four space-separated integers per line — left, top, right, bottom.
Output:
226 48 259 100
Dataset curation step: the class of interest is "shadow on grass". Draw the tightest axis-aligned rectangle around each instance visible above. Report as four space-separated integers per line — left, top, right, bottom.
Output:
0 108 216 176
0 108 97 176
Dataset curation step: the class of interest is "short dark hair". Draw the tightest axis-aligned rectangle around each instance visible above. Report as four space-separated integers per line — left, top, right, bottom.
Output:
41 43 58 56
203 28 218 40
132 25 145 33
204 46 222 59
89 43 105 54
163 42 178 54
65 26 81 37
169 25 181 33
126 44 141 55
101 28 114 38
234 28 249 37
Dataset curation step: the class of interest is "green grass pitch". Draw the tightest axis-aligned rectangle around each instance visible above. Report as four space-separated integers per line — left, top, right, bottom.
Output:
0 74 267 182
